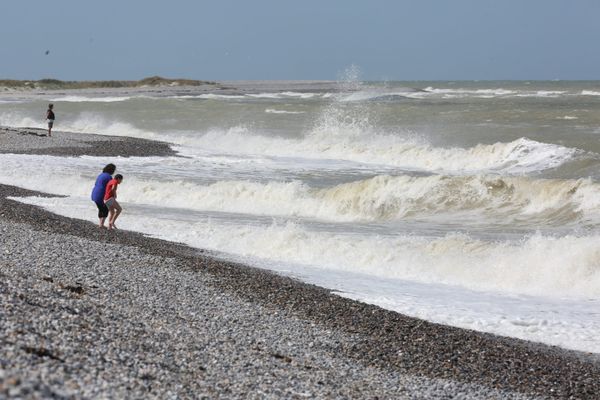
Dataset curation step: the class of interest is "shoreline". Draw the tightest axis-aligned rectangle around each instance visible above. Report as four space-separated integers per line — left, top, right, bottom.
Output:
0 80 342 98
0 126 177 157
1 127 599 398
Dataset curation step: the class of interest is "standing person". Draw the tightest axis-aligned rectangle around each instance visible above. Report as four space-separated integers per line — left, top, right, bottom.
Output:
104 174 123 230
46 103 55 137
91 163 116 228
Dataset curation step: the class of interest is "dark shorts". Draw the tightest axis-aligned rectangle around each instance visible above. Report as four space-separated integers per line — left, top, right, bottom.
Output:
95 201 108 218
47 119 54 128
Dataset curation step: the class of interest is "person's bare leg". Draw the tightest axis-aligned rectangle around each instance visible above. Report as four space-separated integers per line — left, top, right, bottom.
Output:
99 217 106 228
110 203 122 229
107 208 115 229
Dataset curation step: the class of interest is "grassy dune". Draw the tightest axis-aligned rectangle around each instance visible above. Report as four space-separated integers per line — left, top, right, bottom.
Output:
0 76 217 90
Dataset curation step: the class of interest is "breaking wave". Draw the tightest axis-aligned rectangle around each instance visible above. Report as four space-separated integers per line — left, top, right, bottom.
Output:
13 193 600 299
188 128 580 175
0 111 581 175
1 153 598 225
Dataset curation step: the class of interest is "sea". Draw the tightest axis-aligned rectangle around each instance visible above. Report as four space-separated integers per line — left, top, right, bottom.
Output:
2 79 600 354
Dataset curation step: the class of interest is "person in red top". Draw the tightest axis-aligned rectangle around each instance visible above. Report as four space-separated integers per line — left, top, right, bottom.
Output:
104 174 123 230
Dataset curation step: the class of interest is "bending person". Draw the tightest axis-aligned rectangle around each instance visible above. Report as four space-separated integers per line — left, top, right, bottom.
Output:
91 163 116 228
104 174 124 230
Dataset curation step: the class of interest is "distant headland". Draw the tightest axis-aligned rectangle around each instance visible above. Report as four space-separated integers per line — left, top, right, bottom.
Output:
0 76 217 90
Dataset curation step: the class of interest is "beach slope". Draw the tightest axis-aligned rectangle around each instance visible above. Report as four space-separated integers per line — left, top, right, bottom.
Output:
1 127 599 398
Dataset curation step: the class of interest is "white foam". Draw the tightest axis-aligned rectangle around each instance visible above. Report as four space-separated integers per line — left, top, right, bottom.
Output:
0 112 41 129
515 90 566 98
50 95 134 103
424 87 517 96
184 125 577 175
172 94 245 100
171 92 323 101
265 109 305 114
422 87 569 99
247 93 284 99
538 90 566 96
338 90 421 102
280 91 318 99
246 92 326 99
0 99 26 104
582 90 600 96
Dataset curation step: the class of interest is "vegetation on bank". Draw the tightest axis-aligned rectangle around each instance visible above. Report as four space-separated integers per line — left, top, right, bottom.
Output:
0 76 217 90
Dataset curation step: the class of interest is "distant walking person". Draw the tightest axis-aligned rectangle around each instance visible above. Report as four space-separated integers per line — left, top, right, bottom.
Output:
91 163 116 228
104 174 124 230
46 103 55 137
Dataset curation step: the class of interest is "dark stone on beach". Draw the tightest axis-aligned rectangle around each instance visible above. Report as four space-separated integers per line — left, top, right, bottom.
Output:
22 346 63 362
61 284 85 295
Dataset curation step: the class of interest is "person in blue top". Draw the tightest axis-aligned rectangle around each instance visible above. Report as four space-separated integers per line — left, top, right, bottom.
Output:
91 163 116 228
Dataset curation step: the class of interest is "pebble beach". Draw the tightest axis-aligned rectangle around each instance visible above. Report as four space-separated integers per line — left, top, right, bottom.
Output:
1 127 600 399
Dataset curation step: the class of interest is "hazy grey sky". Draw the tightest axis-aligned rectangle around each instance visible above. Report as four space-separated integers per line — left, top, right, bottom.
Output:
2 0 599 81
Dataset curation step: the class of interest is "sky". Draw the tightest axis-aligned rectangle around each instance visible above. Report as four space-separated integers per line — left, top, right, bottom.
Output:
1 0 599 81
